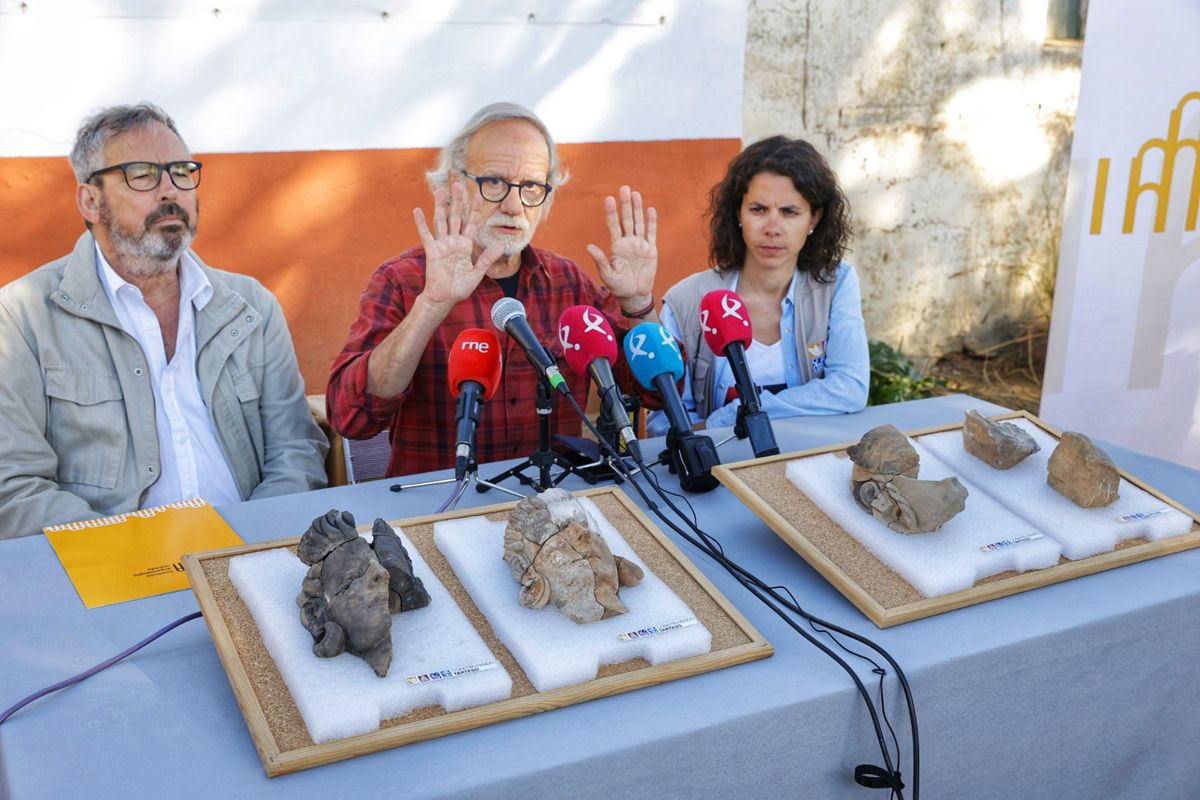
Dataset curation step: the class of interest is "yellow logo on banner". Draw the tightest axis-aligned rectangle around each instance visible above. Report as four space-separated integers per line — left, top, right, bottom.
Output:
1089 91 1200 234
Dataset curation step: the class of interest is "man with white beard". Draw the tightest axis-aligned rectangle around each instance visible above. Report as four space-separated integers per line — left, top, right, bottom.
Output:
0 103 328 538
327 102 659 476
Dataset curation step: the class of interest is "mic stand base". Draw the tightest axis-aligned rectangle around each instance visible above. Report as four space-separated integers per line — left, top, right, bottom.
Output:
478 376 590 494
734 407 780 458
390 471 526 500
658 430 720 493
478 449 591 494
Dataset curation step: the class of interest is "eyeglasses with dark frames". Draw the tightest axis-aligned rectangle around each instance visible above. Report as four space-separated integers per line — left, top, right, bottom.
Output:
86 160 204 192
462 171 552 208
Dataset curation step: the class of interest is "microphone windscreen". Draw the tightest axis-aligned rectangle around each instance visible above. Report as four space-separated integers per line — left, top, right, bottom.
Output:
699 289 753 353
448 328 503 400
491 296 525 331
557 305 618 375
623 322 685 391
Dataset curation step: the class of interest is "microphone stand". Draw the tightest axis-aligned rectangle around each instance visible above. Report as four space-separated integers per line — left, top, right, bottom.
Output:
390 457 525 499
478 376 588 493
724 349 779 457
708 406 779 456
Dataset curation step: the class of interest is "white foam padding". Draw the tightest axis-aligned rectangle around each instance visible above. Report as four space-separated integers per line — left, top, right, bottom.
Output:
918 417 1195 559
228 527 512 744
785 441 1063 598
433 497 712 693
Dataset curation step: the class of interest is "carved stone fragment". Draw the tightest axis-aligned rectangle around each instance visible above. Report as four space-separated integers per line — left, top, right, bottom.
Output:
846 424 920 507
295 510 430 677
860 475 969 533
846 424 968 533
1047 431 1120 508
370 518 432 613
503 489 644 624
962 410 1040 469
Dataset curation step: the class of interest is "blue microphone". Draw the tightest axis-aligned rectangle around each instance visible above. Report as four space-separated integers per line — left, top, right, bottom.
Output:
623 323 720 492
624 323 687 432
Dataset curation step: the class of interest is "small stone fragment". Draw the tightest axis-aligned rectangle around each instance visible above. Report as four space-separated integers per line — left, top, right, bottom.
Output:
846 424 920 510
846 424 968 533
962 410 1040 469
1047 432 1120 507
861 475 969 533
504 489 643 624
370 518 432 613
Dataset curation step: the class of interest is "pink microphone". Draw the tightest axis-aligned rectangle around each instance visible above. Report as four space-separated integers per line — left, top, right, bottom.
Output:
557 305 641 462
700 289 753 353
698 289 779 456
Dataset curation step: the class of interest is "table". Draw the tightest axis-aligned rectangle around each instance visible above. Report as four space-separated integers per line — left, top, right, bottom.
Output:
2 395 1197 799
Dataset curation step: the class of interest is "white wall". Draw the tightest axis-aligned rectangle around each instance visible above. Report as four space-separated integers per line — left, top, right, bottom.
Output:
0 0 746 155
743 0 1081 358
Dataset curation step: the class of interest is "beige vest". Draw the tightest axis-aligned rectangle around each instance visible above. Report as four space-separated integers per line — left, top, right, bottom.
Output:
662 266 838 419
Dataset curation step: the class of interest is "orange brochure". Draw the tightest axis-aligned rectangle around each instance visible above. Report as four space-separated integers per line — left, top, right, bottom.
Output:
45 499 243 609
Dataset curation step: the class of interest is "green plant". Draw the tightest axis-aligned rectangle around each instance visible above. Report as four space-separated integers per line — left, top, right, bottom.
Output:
867 340 943 405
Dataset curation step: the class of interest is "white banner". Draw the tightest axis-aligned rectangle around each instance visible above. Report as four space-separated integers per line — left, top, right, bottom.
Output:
1041 1 1200 468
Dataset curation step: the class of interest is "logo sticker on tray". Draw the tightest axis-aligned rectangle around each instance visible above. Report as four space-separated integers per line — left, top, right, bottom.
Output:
1116 508 1170 523
618 617 698 641
979 533 1045 553
406 659 500 685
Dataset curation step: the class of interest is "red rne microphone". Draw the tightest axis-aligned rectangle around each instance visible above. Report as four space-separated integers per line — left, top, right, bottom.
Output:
698 289 778 456
557 305 641 463
447 329 502 479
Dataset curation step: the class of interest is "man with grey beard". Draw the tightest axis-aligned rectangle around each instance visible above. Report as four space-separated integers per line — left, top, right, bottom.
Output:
0 103 328 538
327 101 659 476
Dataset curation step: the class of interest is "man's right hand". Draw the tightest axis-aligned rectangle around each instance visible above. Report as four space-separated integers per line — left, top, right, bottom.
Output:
413 180 506 310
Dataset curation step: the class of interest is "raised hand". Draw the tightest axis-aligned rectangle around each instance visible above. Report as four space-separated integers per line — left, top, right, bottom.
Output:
586 185 657 308
414 180 505 309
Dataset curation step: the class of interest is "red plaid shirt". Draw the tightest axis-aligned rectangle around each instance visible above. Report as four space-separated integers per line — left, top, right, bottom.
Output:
327 245 641 477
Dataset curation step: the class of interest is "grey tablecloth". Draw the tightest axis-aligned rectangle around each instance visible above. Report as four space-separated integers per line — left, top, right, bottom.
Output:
1 395 1197 799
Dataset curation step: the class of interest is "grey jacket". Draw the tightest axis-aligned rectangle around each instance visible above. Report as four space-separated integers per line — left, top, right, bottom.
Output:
0 232 328 538
663 266 837 420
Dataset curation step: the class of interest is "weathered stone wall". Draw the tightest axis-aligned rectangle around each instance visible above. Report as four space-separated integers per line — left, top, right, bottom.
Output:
744 0 1081 358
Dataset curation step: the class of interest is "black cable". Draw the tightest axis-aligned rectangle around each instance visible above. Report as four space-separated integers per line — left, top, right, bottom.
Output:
633 464 912 798
630 461 910 799
640 465 914 799
0 611 203 727
564 393 916 798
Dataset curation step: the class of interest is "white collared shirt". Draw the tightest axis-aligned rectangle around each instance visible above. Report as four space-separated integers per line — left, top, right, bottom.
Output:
95 244 242 507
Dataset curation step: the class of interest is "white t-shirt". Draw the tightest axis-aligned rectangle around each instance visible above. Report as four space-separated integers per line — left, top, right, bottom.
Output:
745 337 786 388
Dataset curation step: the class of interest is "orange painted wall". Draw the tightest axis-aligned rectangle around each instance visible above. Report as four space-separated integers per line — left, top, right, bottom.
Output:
0 138 738 391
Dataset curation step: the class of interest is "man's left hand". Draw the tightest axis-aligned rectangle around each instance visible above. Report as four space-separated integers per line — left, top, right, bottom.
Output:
587 185 657 311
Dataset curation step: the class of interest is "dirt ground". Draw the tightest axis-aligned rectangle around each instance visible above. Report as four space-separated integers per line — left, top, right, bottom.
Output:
925 330 1047 414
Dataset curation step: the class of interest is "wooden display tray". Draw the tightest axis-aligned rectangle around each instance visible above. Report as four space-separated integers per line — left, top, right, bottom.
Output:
182 486 772 777
712 410 1200 628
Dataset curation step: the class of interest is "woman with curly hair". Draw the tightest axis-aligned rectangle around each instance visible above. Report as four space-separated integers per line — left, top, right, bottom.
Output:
648 136 869 434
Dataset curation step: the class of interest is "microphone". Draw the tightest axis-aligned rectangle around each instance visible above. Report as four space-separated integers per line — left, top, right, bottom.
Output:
557 305 642 464
490 297 569 394
447 329 503 480
623 322 720 492
699 289 779 457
